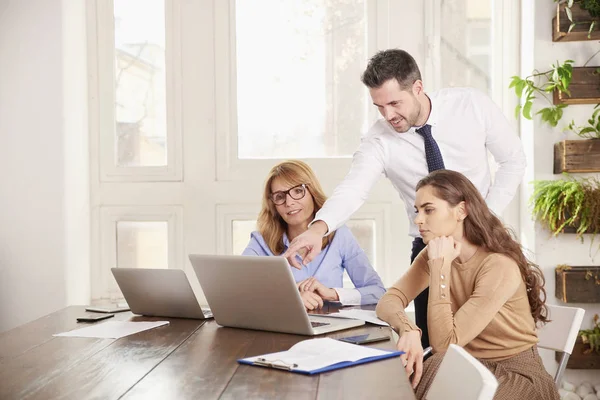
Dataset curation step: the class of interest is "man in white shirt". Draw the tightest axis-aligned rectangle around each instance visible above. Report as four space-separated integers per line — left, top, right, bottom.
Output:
283 49 526 348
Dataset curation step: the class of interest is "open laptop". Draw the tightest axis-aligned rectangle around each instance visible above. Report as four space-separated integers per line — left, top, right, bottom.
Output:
188 254 364 335
111 268 213 320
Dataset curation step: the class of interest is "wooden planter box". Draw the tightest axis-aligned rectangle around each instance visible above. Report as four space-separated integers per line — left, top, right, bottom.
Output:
554 139 600 173
553 67 600 105
556 337 600 369
562 226 596 234
553 3 600 42
556 266 600 303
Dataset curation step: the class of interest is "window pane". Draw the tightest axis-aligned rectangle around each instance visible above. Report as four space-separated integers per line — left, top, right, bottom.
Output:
440 0 492 95
116 221 168 268
114 0 167 167
232 220 257 255
231 219 375 265
345 219 375 265
236 0 369 159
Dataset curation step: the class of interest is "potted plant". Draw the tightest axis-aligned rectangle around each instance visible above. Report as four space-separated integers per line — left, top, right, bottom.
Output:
555 104 600 173
510 59 573 126
553 0 600 41
580 314 600 354
530 176 600 239
511 52 600 173
510 53 600 125
557 314 600 369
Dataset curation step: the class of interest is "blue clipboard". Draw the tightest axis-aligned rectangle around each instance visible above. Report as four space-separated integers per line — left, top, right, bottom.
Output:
238 349 404 375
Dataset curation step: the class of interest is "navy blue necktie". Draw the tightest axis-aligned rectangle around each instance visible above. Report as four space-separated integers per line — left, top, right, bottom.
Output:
416 124 445 172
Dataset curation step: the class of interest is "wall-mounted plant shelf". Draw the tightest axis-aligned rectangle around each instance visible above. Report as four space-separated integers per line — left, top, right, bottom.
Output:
554 139 600 173
562 226 595 234
553 67 600 105
553 3 600 42
556 266 600 303
555 337 600 369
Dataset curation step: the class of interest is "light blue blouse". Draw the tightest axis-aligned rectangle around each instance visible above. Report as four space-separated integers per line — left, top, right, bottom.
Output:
242 225 385 305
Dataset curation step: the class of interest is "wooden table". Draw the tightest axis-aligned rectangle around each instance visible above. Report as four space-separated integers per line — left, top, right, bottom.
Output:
0 304 416 399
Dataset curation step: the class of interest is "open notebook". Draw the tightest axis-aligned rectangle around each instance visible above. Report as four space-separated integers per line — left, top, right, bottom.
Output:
238 337 402 375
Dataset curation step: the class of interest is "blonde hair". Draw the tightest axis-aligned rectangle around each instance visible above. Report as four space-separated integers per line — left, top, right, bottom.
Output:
257 160 334 255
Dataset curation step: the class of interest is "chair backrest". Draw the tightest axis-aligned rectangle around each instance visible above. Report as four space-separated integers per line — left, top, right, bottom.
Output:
537 305 585 353
427 344 498 400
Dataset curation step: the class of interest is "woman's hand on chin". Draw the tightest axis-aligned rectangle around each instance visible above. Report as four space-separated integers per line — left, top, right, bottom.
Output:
427 236 461 262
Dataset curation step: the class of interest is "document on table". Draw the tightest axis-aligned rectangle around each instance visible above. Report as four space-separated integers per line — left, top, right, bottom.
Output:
326 309 389 326
239 337 402 374
54 321 169 339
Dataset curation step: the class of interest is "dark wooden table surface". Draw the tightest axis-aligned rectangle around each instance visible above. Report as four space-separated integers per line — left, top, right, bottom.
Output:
0 304 416 400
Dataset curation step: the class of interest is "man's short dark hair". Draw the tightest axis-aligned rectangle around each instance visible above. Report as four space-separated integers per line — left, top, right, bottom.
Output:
361 49 422 90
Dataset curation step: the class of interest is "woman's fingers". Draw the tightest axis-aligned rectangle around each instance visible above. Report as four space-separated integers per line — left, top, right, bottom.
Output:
315 293 324 308
297 279 307 291
412 356 424 389
302 292 323 310
303 278 312 291
399 353 408 368
304 298 316 310
405 353 415 375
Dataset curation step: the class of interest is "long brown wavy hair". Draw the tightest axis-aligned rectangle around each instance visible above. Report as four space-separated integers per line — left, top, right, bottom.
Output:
257 160 335 255
417 170 549 325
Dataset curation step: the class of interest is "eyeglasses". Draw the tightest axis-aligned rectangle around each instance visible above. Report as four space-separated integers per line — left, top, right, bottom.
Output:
270 184 308 205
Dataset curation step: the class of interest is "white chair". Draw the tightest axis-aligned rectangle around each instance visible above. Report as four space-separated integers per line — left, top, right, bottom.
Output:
426 344 498 400
536 304 585 388
423 304 585 389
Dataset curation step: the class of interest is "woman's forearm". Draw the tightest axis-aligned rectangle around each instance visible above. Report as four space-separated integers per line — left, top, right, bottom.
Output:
376 287 420 334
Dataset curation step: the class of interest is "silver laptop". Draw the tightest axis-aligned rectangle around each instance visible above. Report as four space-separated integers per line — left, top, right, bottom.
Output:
188 254 364 335
111 268 213 320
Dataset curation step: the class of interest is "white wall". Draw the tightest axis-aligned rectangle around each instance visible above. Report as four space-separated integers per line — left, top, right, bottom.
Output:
0 0 89 333
523 0 600 385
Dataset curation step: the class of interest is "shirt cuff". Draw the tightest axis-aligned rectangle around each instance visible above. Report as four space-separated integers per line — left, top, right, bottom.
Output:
308 218 332 236
388 312 421 335
333 288 361 305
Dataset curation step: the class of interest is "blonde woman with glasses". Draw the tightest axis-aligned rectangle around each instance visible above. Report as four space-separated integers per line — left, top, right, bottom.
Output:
243 160 385 311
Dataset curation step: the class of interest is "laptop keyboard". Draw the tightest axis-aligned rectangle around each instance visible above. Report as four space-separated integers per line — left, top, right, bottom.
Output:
311 321 331 328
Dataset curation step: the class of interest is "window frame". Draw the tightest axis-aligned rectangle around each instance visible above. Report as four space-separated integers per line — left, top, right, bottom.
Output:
94 205 184 300
214 0 392 182
91 0 183 182
423 0 522 231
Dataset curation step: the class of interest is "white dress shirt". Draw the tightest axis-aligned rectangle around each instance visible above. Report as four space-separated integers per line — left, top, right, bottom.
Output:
315 87 526 238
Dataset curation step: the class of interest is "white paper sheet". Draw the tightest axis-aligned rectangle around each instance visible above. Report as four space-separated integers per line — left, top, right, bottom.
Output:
242 337 392 371
326 309 390 326
53 321 170 339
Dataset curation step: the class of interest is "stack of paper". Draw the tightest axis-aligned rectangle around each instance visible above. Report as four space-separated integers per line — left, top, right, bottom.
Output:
326 309 389 326
239 337 401 374
53 321 169 339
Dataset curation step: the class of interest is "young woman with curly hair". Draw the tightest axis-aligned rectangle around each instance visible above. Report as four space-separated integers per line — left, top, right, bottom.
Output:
376 169 558 400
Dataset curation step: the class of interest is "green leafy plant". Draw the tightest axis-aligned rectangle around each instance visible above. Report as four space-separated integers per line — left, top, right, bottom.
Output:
510 49 600 128
555 0 600 38
579 313 600 354
565 103 600 138
530 176 600 239
510 60 573 127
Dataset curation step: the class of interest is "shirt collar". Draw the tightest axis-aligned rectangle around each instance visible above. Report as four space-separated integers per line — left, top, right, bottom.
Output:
410 93 438 133
425 93 439 127
282 232 290 248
